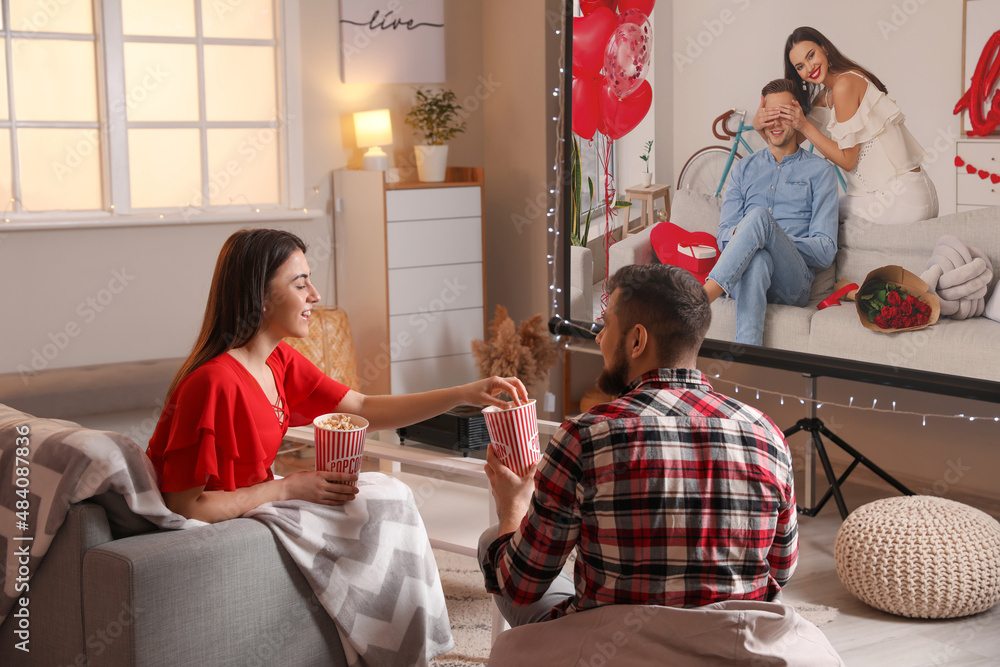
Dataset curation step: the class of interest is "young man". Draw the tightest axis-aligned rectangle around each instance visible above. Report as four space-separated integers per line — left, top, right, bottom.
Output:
479 264 797 626
704 78 839 346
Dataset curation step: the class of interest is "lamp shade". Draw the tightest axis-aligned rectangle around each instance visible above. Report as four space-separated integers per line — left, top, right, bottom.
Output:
353 109 393 148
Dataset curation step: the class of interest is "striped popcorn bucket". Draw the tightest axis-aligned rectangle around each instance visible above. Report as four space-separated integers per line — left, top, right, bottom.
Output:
482 399 540 477
313 413 369 475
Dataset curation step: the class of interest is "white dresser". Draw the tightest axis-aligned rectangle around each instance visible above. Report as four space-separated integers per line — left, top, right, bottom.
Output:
333 168 486 396
956 138 1000 212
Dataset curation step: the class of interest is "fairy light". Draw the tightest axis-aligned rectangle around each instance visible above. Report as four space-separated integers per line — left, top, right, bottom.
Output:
707 377 999 425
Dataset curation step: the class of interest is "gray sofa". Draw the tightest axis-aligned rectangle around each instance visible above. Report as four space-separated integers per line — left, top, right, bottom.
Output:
609 189 1000 383
0 470 348 667
0 361 349 667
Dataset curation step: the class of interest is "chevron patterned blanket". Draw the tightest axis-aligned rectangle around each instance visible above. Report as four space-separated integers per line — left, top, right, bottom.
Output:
245 474 455 666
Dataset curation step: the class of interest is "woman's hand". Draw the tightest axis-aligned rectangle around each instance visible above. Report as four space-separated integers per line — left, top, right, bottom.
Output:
280 470 359 506
753 99 779 131
460 376 529 409
775 101 806 131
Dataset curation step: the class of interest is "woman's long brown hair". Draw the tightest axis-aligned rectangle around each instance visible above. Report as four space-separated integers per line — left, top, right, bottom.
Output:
164 229 307 401
784 26 889 115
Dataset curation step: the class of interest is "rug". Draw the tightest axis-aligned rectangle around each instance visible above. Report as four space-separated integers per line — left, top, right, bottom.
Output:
430 549 839 667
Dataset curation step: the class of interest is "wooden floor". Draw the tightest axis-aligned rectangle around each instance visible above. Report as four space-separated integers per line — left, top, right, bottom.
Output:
785 480 1000 666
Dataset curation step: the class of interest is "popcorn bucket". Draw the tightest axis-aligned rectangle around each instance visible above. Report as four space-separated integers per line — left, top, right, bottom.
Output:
482 400 540 477
313 413 368 475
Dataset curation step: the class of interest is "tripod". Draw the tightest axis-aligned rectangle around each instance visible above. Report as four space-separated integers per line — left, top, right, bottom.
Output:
786 375 913 520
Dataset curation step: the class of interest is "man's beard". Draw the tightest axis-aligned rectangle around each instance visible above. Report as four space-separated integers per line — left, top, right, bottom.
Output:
596 338 631 397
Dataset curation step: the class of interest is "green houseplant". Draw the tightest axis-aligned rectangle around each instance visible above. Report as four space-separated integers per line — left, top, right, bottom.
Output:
405 88 467 182
640 139 653 186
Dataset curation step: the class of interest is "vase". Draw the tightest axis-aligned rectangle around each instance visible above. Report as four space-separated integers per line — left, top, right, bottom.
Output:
569 244 594 323
414 145 449 182
641 172 653 187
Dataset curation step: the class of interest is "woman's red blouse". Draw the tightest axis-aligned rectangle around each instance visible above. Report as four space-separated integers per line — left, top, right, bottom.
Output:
148 342 349 492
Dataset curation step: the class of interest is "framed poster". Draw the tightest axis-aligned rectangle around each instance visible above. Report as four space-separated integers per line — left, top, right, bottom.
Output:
960 0 1000 135
339 0 445 84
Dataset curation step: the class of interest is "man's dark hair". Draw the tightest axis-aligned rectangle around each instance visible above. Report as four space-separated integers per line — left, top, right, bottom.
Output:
761 78 798 98
606 264 711 367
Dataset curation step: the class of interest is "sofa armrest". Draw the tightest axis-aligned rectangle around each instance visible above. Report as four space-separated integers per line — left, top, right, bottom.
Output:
0 502 113 667
608 225 658 276
83 518 346 667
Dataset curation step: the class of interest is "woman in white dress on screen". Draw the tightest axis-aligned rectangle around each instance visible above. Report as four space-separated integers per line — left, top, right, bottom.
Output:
759 26 938 225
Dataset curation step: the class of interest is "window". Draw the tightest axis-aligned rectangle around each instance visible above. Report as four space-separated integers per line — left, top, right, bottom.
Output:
0 0 301 222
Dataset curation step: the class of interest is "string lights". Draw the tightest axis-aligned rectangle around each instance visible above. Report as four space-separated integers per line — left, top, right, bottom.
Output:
547 6 568 316
709 374 1000 425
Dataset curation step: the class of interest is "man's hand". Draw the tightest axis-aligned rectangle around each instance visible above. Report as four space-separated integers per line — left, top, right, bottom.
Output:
484 446 537 535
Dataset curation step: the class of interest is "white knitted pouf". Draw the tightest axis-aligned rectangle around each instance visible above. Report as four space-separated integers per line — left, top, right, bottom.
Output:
835 496 1000 619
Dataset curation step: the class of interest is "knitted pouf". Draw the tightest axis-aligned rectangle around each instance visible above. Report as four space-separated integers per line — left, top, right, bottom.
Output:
834 496 1000 618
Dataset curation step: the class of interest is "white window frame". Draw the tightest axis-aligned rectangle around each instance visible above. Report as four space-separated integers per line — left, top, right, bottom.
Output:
1 0 310 231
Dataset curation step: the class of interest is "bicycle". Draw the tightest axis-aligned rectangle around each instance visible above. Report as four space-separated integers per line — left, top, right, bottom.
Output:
677 108 848 198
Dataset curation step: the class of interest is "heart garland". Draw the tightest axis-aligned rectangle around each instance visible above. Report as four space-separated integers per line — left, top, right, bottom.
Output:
955 155 1000 184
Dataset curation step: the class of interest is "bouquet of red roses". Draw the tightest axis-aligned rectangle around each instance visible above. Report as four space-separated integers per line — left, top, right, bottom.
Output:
846 265 940 334
859 281 933 330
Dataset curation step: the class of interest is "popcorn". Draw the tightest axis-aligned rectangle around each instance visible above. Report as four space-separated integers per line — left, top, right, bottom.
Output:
317 414 356 431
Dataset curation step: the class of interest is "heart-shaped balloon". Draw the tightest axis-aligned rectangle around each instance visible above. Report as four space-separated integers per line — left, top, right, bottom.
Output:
572 76 602 140
991 173 1000 184
966 164 977 174
573 7 616 78
579 0 616 16
954 156 965 167
979 169 990 179
599 78 652 140
617 0 655 17
604 10 651 99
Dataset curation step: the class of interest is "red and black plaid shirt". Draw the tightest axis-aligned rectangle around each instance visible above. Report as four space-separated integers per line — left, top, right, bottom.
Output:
482 368 798 619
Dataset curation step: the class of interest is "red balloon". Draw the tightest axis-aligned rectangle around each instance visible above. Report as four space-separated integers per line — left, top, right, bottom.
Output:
572 76 601 140
579 0 616 15
617 0 655 16
572 7 615 77
599 79 652 140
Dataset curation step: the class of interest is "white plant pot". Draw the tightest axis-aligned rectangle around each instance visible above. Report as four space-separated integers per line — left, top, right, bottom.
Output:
414 145 449 182
641 172 653 187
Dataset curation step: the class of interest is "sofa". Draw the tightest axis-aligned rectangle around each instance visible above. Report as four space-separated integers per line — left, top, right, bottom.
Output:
608 189 1000 384
0 403 348 667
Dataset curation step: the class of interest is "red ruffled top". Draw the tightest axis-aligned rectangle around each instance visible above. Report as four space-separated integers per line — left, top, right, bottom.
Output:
148 341 350 492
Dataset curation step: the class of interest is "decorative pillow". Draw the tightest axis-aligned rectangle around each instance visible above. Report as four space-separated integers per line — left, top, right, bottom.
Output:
920 235 994 319
650 222 718 284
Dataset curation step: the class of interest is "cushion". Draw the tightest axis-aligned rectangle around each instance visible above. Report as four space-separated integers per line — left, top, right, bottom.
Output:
835 496 1000 618
649 222 718 283
807 301 997 382
670 189 837 300
488 601 844 666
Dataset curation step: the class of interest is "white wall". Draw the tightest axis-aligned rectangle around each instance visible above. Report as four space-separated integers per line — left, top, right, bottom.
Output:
670 0 962 212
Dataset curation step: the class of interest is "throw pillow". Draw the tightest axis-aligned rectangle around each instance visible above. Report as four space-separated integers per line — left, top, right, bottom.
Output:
650 222 718 284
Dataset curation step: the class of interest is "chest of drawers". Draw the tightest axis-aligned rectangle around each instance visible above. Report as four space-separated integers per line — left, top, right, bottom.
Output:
333 168 486 396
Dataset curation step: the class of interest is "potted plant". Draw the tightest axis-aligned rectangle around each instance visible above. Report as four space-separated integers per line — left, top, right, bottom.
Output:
404 87 467 182
640 139 653 186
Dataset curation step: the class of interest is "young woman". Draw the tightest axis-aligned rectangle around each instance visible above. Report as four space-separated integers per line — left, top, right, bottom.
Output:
756 26 938 225
148 228 527 523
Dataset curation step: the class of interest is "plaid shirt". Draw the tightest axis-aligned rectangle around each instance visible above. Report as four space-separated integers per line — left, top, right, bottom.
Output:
482 368 798 619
